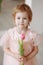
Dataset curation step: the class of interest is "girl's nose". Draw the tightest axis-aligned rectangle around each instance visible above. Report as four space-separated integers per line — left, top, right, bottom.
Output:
20 18 23 23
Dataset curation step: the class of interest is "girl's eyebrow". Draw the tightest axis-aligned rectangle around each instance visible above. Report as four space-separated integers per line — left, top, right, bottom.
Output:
24 17 27 19
17 17 20 19
23 17 27 18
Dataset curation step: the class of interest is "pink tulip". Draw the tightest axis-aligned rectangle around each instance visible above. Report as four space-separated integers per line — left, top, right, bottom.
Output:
20 34 25 40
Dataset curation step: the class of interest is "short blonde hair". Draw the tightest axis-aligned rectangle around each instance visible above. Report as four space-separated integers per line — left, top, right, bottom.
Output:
12 3 32 22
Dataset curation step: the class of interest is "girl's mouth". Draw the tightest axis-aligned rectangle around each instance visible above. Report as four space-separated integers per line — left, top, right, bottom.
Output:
20 23 24 25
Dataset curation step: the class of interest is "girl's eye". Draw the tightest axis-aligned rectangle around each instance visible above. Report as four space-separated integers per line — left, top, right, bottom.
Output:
17 17 20 19
23 18 27 20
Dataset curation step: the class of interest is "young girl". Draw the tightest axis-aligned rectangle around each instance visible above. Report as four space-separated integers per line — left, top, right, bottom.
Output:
0 3 39 65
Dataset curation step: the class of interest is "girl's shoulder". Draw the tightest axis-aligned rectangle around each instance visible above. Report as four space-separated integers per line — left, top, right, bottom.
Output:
5 27 16 38
28 30 40 45
28 29 37 35
8 27 16 34
27 29 38 39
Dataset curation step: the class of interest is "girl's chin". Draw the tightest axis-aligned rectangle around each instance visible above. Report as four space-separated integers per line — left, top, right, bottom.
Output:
19 26 25 29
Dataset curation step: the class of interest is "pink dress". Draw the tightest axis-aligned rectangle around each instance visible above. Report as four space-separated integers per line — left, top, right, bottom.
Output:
0 27 39 65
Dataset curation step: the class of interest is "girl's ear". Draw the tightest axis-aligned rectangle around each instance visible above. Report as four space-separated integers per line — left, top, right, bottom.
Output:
28 22 30 25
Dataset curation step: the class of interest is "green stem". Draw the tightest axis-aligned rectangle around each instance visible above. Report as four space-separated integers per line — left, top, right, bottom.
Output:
20 61 24 65
18 39 24 65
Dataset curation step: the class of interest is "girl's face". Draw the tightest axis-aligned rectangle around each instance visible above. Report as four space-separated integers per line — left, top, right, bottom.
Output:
15 12 29 29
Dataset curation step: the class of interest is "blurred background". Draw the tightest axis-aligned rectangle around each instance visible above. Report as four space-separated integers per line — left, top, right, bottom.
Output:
0 0 43 65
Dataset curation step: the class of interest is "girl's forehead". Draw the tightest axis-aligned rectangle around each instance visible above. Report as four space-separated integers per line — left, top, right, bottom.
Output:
15 11 28 17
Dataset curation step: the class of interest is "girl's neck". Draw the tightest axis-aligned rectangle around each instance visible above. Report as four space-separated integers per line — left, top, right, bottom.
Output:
16 26 29 34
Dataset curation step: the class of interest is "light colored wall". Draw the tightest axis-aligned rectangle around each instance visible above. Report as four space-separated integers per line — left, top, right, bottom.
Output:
31 0 43 65
31 0 43 34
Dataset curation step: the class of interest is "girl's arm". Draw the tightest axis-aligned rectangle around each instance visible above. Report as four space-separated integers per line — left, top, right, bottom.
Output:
26 45 38 60
4 47 22 62
4 47 16 58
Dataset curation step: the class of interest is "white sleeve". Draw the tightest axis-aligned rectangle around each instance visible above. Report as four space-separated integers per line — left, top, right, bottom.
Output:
0 30 10 48
33 33 40 46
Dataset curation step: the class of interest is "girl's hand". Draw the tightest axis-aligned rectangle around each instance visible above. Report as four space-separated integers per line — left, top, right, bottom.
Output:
18 55 23 62
15 54 23 62
18 56 28 62
21 56 28 61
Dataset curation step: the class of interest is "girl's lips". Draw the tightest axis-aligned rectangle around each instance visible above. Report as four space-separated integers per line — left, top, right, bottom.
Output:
20 24 24 25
